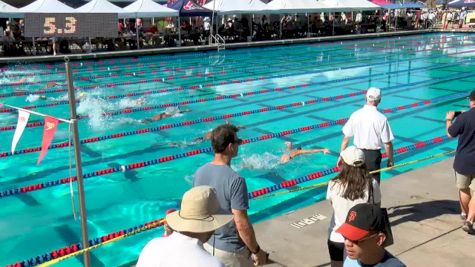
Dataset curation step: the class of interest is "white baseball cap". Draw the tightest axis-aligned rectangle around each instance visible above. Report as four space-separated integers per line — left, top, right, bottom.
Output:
340 146 365 167
366 87 381 101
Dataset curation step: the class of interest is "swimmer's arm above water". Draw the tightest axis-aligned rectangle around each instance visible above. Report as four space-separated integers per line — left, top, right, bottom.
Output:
292 148 330 157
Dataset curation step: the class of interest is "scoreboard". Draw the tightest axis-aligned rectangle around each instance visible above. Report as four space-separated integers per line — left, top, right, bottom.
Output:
24 13 117 38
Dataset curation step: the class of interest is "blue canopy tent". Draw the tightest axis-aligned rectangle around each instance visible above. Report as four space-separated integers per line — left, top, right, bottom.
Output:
167 0 213 46
383 2 425 9
168 0 213 17
449 0 475 8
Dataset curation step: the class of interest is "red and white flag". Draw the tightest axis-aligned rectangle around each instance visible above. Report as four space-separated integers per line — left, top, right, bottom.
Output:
11 110 30 154
37 116 59 165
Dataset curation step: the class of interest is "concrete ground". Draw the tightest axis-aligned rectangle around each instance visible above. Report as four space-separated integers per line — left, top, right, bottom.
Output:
254 158 475 267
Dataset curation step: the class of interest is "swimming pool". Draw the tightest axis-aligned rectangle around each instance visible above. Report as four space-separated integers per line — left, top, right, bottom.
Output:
0 32 472 266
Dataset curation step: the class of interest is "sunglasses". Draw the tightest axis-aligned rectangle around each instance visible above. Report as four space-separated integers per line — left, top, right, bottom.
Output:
345 233 378 245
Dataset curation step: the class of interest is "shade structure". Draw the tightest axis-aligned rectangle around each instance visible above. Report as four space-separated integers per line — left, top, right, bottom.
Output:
0 0 20 17
76 0 124 13
370 0 391 5
168 0 213 17
382 2 424 9
317 0 381 11
449 0 475 8
120 0 179 18
19 0 77 13
265 0 329 13
204 0 273 15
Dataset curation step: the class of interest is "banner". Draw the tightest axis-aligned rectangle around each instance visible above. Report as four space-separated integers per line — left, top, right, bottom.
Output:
11 110 30 154
37 116 59 165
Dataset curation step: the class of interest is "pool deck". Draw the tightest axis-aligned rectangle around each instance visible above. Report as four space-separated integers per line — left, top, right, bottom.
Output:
255 158 475 267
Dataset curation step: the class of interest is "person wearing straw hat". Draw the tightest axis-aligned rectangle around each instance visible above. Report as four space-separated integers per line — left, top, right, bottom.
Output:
327 146 381 267
338 87 395 184
136 186 232 267
193 124 269 267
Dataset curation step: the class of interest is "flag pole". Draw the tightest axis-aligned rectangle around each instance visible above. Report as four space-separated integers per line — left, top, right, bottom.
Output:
65 57 91 267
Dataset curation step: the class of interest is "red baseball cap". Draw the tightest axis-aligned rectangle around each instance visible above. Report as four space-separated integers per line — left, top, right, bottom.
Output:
337 203 385 241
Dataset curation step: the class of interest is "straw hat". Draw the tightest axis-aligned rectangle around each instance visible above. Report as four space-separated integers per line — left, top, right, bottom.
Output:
166 186 233 233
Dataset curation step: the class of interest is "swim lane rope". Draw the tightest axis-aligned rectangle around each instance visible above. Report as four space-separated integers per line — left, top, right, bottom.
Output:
2 40 474 100
0 56 472 132
0 76 468 162
6 135 452 267
1 48 470 114
0 89 464 199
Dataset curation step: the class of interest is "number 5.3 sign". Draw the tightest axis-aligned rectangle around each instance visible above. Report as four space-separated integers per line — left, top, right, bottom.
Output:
43 16 77 35
24 13 117 38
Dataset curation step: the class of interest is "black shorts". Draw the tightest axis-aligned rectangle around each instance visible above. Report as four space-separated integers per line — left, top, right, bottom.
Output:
361 149 382 183
327 239 345 261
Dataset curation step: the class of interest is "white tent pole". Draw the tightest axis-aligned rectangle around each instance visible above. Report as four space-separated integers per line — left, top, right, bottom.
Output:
32 37 36 55
388 9 391 32
394 9 396 31
307 13 310 38
210 0 216 45
136 16 140 49
178 16 182 47
249 14 254 42
332 12 335 36
279 14 282 39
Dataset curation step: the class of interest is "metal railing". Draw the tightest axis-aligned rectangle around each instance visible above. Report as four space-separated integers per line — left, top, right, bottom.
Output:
210 34 225 51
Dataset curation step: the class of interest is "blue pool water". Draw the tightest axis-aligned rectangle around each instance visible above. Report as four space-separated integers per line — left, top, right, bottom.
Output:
0 32 472 266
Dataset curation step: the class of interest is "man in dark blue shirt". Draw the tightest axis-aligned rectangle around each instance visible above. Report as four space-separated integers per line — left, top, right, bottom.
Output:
446 90 475 234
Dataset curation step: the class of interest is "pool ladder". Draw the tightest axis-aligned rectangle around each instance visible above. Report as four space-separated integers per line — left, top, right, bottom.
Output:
210 34 225 51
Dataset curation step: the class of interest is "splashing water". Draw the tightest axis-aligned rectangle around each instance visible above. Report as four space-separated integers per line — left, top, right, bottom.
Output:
26 94 41 102
237 152 281 171
77 96 114 130
118 97 145 109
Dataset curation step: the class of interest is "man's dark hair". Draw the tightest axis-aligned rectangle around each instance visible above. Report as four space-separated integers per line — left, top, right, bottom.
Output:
211 124 240 153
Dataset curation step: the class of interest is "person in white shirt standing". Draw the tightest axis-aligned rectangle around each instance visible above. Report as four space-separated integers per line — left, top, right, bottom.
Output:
337 87 394 184
327 146 381 267
136 186 233 267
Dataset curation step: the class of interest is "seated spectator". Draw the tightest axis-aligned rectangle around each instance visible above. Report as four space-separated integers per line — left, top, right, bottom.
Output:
337 203 405 267
146 25 158 34
136 186 232 267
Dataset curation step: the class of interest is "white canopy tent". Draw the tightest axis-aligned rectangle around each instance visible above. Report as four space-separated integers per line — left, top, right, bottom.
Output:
19 0 77 14
76 0 124 13
317 0 380 11
265 0 330 39
0 0 20 18
119 0 178 18
266 0 330 13
119 0 178 49
204 0 272 15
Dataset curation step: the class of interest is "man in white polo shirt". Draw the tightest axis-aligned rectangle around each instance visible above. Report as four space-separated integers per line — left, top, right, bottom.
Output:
337 87 395 183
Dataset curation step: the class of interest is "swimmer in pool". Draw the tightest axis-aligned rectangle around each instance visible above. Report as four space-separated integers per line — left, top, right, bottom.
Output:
281 141 330 163
44 81 63 89
168 125 245 147
33 91 87 101
140 106 191 123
